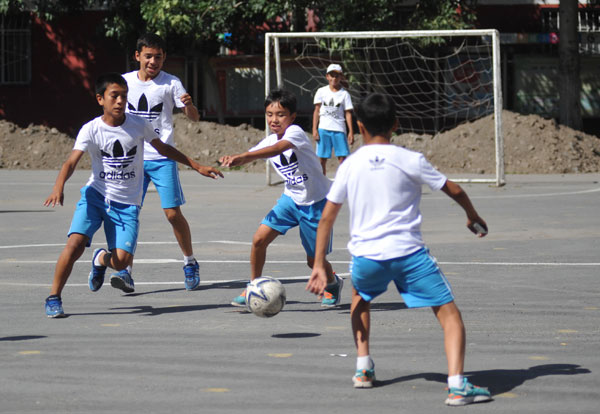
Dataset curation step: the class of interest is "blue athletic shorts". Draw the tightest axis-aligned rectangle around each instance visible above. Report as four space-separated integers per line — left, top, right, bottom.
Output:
350 247 454 308
142 159 186 209
68 186 140 254
316 128 350 158
261 194 332 257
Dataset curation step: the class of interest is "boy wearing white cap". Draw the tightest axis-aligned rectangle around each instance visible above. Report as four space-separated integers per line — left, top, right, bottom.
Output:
312 63 354 175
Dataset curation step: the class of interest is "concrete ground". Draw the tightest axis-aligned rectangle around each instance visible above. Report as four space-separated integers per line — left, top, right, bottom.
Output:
1 170 599 413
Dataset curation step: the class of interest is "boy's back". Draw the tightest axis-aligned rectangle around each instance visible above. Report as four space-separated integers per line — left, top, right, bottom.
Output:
328 144 446 260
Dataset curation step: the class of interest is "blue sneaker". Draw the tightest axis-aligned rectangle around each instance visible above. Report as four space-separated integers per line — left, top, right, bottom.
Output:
445 378 492 406
230 289 246 307
45 295 65 318
88 248 107 292
110 269 135 293
352 368 375 388
321 273 343 308
183 260 200 290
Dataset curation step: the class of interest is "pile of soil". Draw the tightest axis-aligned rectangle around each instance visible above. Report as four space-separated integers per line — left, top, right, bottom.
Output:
1 110 599 174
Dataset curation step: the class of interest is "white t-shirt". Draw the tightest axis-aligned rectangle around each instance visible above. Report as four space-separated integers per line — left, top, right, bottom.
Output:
313 86 353 133
251 125 331 205
122 70 186 161
74 115 158 206
327 144 447 260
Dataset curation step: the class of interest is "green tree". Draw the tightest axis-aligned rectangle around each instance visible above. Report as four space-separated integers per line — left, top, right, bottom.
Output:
2 1 478 53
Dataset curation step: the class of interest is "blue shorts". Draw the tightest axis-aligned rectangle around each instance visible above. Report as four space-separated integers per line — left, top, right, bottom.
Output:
261 194 332 258
142 159 186 209
68 186 140 254
316 129 350 158
350 247 454 308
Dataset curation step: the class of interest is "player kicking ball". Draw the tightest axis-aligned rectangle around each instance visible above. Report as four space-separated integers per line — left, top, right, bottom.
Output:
306 93 492 406
43 73 222 318
219 89 343 309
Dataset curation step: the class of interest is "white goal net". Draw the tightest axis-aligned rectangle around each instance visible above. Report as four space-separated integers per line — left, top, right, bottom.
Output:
265 30 504 186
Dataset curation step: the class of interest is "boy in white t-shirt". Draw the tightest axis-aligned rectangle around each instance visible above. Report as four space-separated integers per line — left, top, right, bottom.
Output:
219 89 343 308
312 63 354 176
122 33 203 291
306 93 492 406
43 73 222 318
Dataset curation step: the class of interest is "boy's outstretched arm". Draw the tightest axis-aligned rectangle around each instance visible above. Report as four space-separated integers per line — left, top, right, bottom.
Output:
44 150 84 207
441 179 488 237
306 200 342 295
180 93 200 122
151 139 223 179
219 140 293 167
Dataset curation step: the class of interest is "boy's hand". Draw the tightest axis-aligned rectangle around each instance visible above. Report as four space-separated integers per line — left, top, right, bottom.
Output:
44 190 64 207
190 161 224 179
348 133 354 145
179 93 193 107
468 218 488 237
306 266 328 296
313 130 320 142
219 154 246 167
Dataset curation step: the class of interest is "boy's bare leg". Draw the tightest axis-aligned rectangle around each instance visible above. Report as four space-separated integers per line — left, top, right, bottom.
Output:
164 206 194 257
433 301 466 376
320 158 327 175
50 233 88 296
98 248 133 272
351 288 371 357
250 224 280 280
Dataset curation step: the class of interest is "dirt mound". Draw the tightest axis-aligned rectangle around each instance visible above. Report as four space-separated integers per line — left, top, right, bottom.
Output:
1 110 599 174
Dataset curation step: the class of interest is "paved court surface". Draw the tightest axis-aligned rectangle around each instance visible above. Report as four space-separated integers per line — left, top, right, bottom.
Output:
1 170 599 413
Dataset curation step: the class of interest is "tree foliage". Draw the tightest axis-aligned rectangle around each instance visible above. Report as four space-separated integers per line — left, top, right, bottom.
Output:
1 0 478 53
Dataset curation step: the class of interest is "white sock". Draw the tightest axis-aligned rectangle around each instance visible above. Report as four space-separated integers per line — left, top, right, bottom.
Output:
183 255 195 265
448 374 464 389
94 251 105 267
356 355 374 371
126 265 132 274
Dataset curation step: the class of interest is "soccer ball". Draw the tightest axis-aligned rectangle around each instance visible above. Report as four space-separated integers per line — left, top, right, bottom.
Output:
246 276 286 318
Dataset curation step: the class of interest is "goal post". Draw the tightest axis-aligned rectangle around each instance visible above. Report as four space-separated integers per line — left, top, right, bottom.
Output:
265 30 505 186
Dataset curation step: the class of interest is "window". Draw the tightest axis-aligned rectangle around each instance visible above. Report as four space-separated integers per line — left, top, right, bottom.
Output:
1 14 31 85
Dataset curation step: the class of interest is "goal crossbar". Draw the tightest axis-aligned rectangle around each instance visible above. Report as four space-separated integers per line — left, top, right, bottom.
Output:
265 30 505 187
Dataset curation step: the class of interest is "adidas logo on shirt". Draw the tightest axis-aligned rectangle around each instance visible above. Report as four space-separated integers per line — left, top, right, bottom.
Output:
274 152 298 177
99 139 137 180
369 156 385 170
128 93 163 122
273 152 308 185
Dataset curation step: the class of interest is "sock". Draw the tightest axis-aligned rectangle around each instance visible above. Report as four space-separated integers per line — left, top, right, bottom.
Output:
448 374 464 389
356 355 374 371
94 251 105 267
183 255 195 266
126 265 132 274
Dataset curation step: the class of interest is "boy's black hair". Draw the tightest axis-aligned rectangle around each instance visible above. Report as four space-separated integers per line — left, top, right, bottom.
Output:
136 32 166 53
355 93 397 137
264 89 297 114
95 72 128 96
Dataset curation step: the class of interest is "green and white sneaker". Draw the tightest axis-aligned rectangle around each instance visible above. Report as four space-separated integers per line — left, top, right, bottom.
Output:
321 273 343 308
231 289 246 307
445 378 492 406
352 368 375 388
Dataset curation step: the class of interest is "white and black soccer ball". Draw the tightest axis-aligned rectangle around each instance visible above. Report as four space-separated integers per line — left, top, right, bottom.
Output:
246 276 286 318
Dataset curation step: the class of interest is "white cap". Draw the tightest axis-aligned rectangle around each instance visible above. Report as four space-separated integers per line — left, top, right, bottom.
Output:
326 63 343 74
